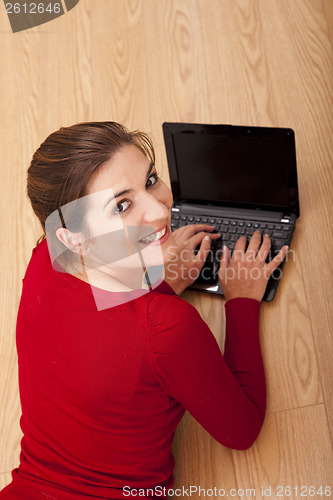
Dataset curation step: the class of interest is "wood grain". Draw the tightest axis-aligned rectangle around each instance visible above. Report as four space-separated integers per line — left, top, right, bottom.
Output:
0 0 332 495
172 412 254 498
250 405 333 498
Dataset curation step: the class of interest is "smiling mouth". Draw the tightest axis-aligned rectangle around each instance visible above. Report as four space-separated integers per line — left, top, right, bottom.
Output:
139 226 167 244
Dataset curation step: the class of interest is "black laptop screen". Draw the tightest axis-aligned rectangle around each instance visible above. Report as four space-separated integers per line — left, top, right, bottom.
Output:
172 133 290 207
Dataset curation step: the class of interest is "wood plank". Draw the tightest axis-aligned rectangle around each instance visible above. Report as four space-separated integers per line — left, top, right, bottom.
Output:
172 411 254 499
323 0 333 50
259 222 323 413
142 0 212 175
0 30 40 473
199 0 278 125
91 0 150 131
250 405 333 498
257 0 333 437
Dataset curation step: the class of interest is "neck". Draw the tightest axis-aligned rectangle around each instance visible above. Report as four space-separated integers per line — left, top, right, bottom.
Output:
74 264 150 293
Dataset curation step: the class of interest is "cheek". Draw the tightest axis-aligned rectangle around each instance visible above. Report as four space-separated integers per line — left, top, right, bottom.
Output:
84 212 124 239
158 182 173 208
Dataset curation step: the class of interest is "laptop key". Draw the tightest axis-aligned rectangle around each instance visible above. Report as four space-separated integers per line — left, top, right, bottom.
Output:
272 239 285 253
195 217 201 222
273 231 286 239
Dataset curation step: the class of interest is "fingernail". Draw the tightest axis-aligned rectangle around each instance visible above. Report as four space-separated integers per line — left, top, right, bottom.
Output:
204 235 210 242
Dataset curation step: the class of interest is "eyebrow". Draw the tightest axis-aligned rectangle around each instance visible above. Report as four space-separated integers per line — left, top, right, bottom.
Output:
103 162 154 210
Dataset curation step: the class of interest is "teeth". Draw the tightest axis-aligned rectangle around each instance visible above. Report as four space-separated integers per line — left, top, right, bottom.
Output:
140 226 166 244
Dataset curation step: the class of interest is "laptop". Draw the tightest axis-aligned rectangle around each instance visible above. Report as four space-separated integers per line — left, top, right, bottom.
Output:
162 122 300 301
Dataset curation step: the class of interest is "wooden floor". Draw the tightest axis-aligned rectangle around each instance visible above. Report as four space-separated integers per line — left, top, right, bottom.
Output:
0 0 332 498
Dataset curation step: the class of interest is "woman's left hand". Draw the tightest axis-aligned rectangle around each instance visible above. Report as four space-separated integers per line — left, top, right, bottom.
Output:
163 224 221 295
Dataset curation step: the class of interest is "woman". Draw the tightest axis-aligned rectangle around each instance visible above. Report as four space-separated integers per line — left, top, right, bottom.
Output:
0 122 288 499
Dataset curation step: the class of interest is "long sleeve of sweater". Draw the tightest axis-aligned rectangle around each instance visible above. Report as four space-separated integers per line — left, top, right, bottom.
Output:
148 293 266 450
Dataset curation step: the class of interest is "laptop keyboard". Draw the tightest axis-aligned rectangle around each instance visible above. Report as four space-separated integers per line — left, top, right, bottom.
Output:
170 212 292 283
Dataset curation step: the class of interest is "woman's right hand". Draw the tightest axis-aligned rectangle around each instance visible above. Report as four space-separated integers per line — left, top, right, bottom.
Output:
163 224 221 295
218 231 289 302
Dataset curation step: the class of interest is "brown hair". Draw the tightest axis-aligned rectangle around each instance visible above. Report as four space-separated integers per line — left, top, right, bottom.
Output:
27 121 155 246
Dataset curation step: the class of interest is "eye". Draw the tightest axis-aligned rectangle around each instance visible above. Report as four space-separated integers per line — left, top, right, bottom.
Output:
146 172 159 189
113 199 131 216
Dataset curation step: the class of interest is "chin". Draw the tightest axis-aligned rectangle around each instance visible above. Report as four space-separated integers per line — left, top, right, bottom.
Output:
140 245 165 268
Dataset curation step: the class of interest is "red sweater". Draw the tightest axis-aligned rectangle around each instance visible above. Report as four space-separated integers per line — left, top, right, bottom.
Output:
0 239 265 499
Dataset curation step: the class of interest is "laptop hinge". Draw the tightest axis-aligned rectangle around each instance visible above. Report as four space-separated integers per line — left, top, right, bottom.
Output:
172 203 294 224
280 213 297 223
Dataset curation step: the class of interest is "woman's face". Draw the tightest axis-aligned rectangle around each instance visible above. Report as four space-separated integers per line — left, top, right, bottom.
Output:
82 144 174 277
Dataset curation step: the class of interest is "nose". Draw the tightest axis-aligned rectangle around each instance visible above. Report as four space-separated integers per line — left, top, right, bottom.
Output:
141 192 169 226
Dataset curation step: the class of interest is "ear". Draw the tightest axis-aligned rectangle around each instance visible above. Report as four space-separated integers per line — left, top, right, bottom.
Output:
56 228 85 254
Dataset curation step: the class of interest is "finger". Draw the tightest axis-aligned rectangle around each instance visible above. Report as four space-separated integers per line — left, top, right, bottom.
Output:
246 230 262 256
180 224 217 236
192 235 212 265
232 235 247 260
256 233 272 263
218 246 230 280
189 230 221 250
265 245 289 274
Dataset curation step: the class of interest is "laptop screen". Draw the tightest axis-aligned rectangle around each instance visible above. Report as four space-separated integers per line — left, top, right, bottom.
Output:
163 123 299 215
